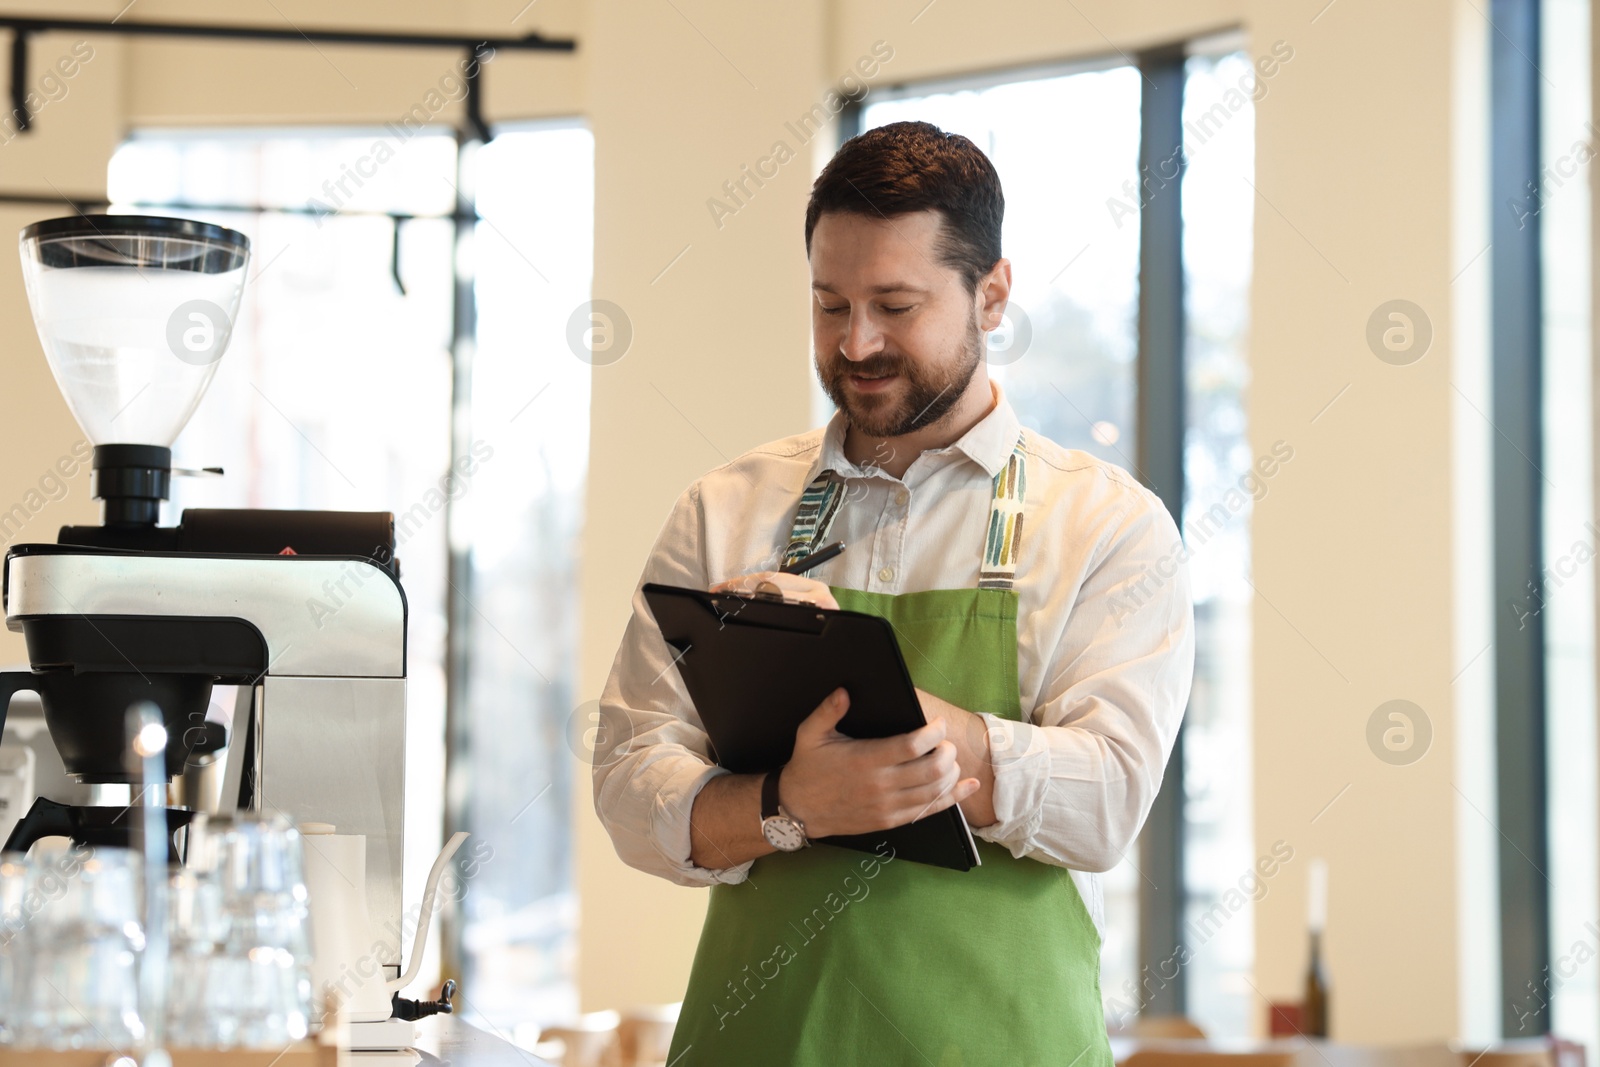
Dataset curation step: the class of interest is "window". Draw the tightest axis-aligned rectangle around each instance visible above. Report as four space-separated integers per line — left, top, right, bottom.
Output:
457 122 594 1035
109 130 459 986
1178 49 1257 1039
858 62 1147 1016
1540 0 1594 1051
106 124 594 1036
854 63 1140 461
857 44 1258 1036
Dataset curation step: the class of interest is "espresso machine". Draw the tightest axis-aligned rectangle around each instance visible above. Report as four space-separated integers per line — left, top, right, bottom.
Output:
0 216 417 1021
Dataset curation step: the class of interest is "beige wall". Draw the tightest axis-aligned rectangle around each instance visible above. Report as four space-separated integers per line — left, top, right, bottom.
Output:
576 0 829 1015
580 0 1478 1041
1242 0 1464 1041
582 0 1483 1041
0 15 127 663
0 0 1494 1042
118 0 585 128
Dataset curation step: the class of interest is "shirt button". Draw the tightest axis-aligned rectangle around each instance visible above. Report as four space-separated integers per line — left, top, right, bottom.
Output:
895 489 910 507
878 566 895 582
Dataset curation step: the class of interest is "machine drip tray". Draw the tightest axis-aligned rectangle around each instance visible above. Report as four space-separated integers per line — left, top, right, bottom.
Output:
2 796 196 860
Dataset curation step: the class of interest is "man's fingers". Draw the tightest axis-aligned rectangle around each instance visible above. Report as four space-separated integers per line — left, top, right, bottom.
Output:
796 687 851 742
710 571 778 594
759 572 837 604
901 719 948 760
847 718 947 767
906 754 960 795
710 571 839 610
867 739 956 798
899 738 957 777
889 767 966 822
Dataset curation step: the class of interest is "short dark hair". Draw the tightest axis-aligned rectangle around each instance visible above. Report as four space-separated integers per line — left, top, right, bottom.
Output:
804 120 1004 293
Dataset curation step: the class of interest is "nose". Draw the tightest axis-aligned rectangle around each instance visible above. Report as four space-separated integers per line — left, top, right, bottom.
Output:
838 307 886 363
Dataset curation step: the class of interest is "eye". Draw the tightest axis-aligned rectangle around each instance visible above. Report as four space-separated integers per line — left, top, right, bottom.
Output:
883 305 913 315
818 304 848 315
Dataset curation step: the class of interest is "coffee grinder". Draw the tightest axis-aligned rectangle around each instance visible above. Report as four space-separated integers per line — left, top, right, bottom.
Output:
0 215 432 1036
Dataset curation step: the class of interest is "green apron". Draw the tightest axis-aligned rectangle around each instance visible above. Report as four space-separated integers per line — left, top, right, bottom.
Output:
668 439 1111 1067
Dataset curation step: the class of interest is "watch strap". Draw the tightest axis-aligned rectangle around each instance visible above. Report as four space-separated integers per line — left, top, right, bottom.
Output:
761 767 783 820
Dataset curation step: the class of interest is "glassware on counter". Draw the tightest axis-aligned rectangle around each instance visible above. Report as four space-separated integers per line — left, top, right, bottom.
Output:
6 843 146 1050
0 811 315 1052
174 812 315 1047
0 852 27 1045
165 834 229 1047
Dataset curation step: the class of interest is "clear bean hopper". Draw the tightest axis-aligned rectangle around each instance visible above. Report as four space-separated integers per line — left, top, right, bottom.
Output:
21 214 248 451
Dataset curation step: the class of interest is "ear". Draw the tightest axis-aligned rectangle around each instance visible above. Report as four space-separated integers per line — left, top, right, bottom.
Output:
977 257 1012 332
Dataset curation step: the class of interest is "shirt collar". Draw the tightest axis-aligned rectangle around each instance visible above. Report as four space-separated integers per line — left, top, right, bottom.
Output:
814 378 1022 481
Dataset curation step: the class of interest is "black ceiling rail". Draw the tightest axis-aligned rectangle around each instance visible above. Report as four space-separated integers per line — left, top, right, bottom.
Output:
0 191 472 222
0 15 576 52
0 190 110 212
0 14 577 137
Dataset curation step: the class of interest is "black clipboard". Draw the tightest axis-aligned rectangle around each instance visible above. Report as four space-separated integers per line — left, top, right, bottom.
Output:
642 582 980 872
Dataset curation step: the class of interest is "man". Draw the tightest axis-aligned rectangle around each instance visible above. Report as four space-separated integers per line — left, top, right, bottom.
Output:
594 120 1194 1065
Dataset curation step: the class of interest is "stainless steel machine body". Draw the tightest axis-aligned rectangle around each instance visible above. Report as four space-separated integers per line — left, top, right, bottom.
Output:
4 549 409 969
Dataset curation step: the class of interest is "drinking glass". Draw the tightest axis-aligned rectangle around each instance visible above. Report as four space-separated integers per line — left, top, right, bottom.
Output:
165 857 228 1046
10 844 146 1050
202 813 314 1047
0 853 27 1044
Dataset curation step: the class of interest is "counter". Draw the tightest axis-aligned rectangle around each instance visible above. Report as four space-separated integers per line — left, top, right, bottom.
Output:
415 1014 556 1067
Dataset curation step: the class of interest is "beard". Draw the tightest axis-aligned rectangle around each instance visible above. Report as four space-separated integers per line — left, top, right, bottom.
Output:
814 314 984 439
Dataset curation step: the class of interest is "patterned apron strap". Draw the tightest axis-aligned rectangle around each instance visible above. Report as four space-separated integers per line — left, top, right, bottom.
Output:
781 469 847 569
780 432 1029 582
979 433 1028 590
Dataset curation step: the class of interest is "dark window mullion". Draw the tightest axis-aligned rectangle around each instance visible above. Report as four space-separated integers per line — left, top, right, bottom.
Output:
1135 44 1189 1019
1489 0 1550 1037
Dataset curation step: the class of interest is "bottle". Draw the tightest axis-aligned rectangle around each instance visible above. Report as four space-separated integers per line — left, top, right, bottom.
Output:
1303 928 1330 1037
1303 857 1330 1037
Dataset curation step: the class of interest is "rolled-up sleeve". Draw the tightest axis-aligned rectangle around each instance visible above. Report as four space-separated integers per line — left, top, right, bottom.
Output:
592 482 755 887
973 487 1195 873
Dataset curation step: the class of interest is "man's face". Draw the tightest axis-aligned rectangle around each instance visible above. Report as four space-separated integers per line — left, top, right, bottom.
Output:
809 210 985 439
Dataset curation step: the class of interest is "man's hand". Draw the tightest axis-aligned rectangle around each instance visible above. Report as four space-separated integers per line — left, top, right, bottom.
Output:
687 687 979 869
779 688 979 838
913 688 999 828
711 570 840 609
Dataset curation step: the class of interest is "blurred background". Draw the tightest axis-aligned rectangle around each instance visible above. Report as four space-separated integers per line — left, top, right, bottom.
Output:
0 0 1586 1057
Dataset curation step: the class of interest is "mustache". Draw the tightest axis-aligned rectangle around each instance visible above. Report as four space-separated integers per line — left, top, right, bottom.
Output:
826 353 908 378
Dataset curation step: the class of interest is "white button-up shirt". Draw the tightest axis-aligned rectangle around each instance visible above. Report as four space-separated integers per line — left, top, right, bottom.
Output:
593 380 1194 935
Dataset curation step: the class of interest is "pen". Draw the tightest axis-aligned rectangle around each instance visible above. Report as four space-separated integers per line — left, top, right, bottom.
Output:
780 540 846 576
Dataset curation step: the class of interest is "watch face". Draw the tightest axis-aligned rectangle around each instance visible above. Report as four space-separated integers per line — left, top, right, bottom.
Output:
762 816 806 852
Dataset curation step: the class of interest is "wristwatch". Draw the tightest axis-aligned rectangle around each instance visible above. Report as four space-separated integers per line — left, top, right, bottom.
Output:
760 767 810 852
